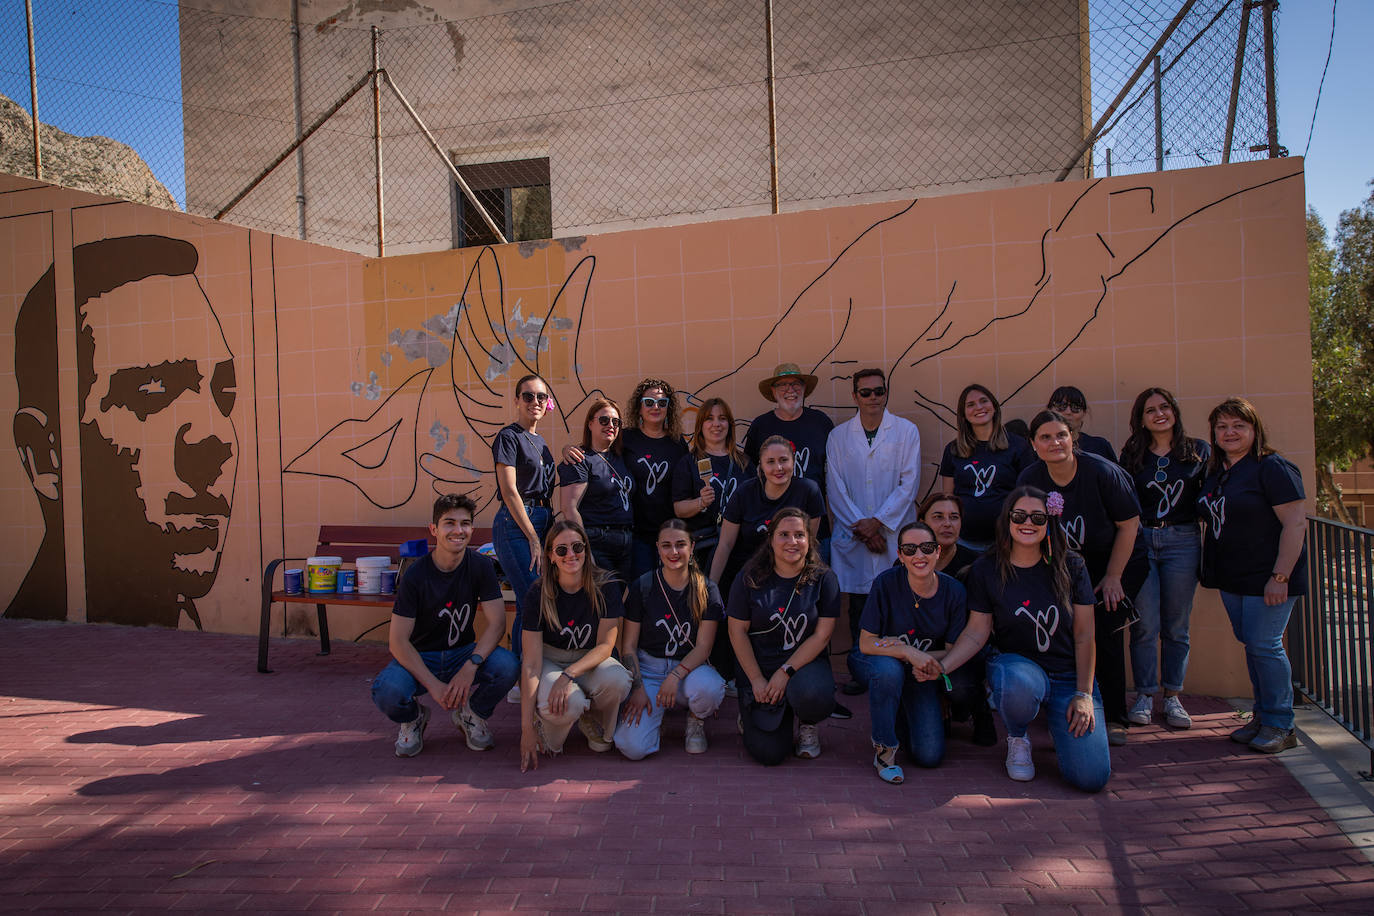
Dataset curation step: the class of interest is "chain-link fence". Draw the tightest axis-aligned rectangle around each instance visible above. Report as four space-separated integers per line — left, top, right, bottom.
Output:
2 0 1277 255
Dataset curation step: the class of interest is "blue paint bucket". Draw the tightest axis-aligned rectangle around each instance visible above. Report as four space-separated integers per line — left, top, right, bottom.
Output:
381 568 398 595
336 568 357 594
283 568 303 595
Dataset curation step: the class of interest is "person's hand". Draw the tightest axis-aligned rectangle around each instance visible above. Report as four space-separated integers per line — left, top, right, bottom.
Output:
1263 576 1288 607
749 675 770 705
656 674 679 710
438 663 477 710
622 685 652 726
863 533 887 554
1097 575 1124 612
763 669 790 704
1067 693 1095 738
698 483 715 508
527 535 542 573
519 725 540 772
561 444 585 464
548 672 574 717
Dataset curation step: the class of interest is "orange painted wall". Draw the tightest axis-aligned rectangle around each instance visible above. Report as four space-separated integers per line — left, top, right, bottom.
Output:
0 159 1313 697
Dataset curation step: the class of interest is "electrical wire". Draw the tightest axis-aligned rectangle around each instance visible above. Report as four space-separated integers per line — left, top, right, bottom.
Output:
1304 0 1337 158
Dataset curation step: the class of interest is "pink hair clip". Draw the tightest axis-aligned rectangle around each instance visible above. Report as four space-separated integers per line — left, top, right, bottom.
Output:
1045 492 1065 517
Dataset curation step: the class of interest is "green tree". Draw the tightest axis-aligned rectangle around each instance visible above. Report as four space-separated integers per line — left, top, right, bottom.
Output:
1309 187 1374 520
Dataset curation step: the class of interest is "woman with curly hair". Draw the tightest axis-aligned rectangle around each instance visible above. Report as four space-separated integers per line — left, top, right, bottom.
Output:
925 487 1110 792
620 378 691 577
727 508 839 765
1118 387 1210 730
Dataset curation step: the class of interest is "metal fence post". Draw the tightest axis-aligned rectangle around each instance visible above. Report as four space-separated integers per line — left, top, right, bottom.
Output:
1222 0 1252 163
1261 0 1279 157
764 0 780 214
24 0 40 180
291 0 306 240
372 26 385 257
1153 55 1164 170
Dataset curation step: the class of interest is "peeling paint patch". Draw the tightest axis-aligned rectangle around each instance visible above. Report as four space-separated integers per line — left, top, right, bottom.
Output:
508 300 551 362
558 236 587 252
429 420 450 452
421 302 464 341
518 239 552 258
379 350 393 366
453 434 481 472
388 327 451 367
485 342 517 381
350 370 382 401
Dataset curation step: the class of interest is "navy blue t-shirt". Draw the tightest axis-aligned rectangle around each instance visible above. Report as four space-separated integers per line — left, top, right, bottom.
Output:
859 567 967 652
1197 453 1308 597
939 434 1036 543
1124 438 1210 526
625 571 724 660
965 553 1095 675
1018 452 1143 577
393 550 503 653
492 423 555 504
671 451 752 539
743 407 834 537
620 428 690 539
520 580 624 651
727 568 841 674
558 451 633 527
722 476 826 564
1077 433 1118 464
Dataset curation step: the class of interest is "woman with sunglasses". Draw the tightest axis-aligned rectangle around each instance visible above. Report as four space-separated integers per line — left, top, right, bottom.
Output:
559 398 634 585
728 508 839 764
939 384 1035 548
853 522 981 783
518 521 632 771
493 374 557 669
615 519 728 759
709 435 823 595
620 379 690 578
1197 397 1308 754
672 397 751 570
1047 385 1118 463
1017 410 1147 747
919 492 982 580
1118 388 1210 730
926 487 1110 792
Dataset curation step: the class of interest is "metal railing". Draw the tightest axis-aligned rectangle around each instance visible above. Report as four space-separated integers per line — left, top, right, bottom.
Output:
1292 516 1374 775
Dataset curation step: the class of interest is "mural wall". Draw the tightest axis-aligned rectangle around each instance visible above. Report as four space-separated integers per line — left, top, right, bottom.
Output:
0 159 1313 696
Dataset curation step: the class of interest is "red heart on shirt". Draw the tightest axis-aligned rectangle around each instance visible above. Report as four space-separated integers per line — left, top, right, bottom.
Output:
446 602 452 608
664 614 671 620
567 620 575 626
1022 600 1030 607
972 461 979 465
907 629 915 635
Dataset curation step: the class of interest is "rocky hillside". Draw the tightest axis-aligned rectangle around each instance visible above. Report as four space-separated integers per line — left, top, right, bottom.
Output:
0 94 178 210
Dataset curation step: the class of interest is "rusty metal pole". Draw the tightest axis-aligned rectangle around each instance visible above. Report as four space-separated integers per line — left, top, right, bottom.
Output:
291 0 306 239
25 0 40 179
1261 0 1279 157
1222 0 1251 163
764 0 779 214
372 26 384 257
1153 55 1164 171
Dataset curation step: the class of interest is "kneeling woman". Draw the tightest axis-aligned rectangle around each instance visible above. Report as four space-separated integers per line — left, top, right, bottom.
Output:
929 487 1110 792
855 522 986 783
727 508 839 764
615 520 728 759
519 521 632 771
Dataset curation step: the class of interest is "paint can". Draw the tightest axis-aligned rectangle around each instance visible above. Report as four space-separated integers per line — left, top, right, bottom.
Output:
381 568 398 595
356 556 390 594
306 556 342 594
283 568 303 595
336 568 357 594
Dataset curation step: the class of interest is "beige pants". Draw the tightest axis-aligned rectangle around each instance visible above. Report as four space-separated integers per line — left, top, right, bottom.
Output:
537 645 632 752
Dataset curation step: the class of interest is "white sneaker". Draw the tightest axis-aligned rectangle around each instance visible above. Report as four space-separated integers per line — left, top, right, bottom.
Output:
795 723 821 759
1005 735 1034 782
505 684 521 704
1163 695 1193 729
685 714 708 754
723 679 738 699
394 704 430 757
1127 693 1153 726
452 702 495 751
578 713 614 752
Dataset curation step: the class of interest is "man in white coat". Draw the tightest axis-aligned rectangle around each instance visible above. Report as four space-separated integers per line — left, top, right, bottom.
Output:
826 368 922 695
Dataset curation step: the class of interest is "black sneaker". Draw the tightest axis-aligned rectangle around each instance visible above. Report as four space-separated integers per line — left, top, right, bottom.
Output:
840 679 867 696
830 702 854 720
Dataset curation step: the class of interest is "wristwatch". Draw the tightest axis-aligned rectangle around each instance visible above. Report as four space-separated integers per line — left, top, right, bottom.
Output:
468 653 485 667
782 664 797 678
1270 572 1289 584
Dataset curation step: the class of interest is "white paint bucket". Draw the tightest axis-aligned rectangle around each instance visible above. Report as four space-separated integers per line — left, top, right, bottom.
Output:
356 556 390 594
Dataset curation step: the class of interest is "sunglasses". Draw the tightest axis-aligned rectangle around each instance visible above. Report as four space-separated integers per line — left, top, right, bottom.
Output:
857 386 887 398
1154 453 1170 483
519 391 550 404
553 542 586 557
595 415 623 429
640 397 670 409
1050 403 1084 413
1009 509 1049 526
898 541 940 556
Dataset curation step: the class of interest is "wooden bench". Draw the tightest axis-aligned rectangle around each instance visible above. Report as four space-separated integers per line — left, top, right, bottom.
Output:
258 525 495 673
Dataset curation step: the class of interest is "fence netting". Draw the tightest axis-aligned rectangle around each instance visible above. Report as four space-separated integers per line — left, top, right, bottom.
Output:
2 0 1277 255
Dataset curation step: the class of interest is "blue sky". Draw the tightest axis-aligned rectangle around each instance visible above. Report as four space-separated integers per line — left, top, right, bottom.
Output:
0 0 1368 226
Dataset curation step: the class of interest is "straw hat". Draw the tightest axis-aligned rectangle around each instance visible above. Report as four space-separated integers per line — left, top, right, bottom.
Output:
758 362 818 400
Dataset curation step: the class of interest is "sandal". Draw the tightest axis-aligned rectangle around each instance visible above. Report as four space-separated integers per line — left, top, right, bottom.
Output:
873 744 904 784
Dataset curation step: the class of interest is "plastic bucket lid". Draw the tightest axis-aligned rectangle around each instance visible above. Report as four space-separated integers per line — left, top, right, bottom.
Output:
356 556 390 567
307 556 342 566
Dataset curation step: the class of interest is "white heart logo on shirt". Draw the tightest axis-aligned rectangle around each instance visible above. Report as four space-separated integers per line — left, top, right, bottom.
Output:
793 447 810 476
654 618 694 656
894 633 934 652
966 462 997 497
1063 515 1085 551
439 603 473 646
714 475 738 507
1203 494 1225 538
637 457 671 495
614 474 633 511
1147 478 1185 518
560 622 593 649
1014 603 1060 653
771 611 809 651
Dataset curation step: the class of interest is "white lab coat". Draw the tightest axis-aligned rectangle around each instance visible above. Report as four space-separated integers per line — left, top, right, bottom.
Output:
826 411 922 593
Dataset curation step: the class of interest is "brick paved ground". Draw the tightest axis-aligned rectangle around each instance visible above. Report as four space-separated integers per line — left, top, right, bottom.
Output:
1 618 1372 913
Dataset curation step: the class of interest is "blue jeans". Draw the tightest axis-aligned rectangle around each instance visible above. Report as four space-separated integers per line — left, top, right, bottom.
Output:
1130 523 1200 694
371 645 519 722
630 536 659 580
493 504 550 657
987 653 1111 793
851 650 983 769
614 651 726 760
1220 591 1297 731
585 525 633 585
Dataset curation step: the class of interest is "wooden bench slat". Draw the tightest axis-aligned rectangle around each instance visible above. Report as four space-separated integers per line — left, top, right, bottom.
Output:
317 525 432 545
